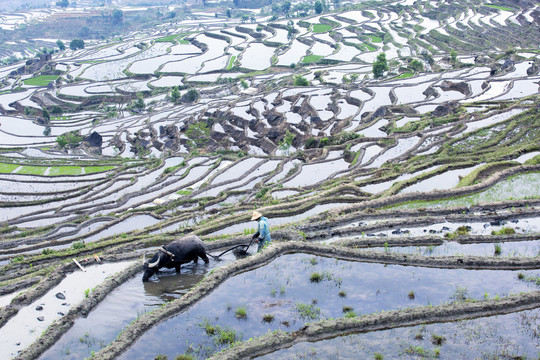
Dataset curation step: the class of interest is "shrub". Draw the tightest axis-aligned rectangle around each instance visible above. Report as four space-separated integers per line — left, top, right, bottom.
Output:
293 75 309 86
491 227 515 235
184 89 200 103
310 272 322 282
71 240 86 250
262 314 274 323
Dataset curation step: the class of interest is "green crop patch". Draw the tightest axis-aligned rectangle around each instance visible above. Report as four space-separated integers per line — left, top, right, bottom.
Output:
23 75 59 86
47 166 83 176
397 72 414 79
226 55 237 70
84 166 115 174
302 55 324 63
485 4 514 11
312 24 333 33
364 43 377 51
155 33 190 43
17 165 48 175
368 35 383 43
0 163 20 173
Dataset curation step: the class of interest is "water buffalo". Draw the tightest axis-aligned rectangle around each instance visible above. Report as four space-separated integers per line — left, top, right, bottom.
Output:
142 235 210 281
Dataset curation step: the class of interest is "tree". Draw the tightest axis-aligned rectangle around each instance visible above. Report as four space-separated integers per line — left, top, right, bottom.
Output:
42 109 50 121
129 93 145 112
314 0 323 14
450 49 457 65
184 89 200 103
241 14 249 23
170 86 180 104
112 9 124 25
409 59 423 72
226 8 232 18
51 105 63 115
279 131 295 155
56 39 65 51
372 52 388 78
293 75 309 86
281 1 291 13
56 135 68 148
287 20 295 41
56 0 69 7
69 39 85 50
78 26 90 37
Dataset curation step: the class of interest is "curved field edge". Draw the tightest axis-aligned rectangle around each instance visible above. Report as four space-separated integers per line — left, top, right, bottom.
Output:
209 291 540 360
88 241 540 360
194 164 540 236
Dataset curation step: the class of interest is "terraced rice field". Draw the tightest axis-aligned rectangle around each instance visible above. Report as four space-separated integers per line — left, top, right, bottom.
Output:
0 0 539 358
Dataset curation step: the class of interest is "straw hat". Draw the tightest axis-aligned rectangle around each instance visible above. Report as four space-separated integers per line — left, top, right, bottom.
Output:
251 210 262 221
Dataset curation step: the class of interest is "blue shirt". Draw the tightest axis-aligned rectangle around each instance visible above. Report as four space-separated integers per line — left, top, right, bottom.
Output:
257 216 271 244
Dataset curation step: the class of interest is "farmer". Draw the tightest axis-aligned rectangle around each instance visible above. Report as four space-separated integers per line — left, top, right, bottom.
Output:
251 210 271 252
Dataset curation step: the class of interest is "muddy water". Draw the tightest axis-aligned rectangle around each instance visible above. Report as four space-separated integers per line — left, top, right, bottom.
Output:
38 251 243 360
257 308 540 359
119 253 539 359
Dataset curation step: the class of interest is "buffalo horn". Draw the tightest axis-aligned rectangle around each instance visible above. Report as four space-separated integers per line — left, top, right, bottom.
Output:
147 256 160 268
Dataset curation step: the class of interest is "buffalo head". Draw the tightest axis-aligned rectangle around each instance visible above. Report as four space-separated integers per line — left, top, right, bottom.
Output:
142 252 164 281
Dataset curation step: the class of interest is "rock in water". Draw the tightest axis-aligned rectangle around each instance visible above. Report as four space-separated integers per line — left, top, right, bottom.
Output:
55 292 66 300
37 316 44 321
35 305 43 311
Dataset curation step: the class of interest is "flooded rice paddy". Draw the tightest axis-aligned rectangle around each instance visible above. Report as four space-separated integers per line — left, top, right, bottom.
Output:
119 253 539 359
1 0 539 357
